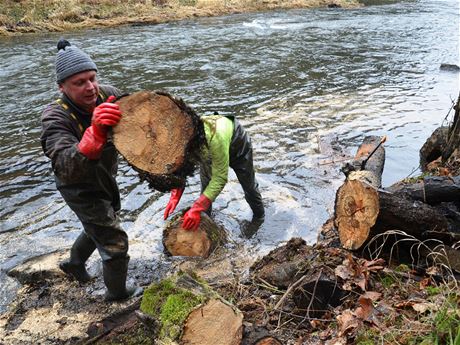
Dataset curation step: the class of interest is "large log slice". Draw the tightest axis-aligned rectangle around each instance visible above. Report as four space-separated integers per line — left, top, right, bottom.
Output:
113 91 205 192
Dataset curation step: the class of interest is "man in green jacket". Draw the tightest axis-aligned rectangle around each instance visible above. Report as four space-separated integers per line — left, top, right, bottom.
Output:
164 114 264 235
41 39 142 301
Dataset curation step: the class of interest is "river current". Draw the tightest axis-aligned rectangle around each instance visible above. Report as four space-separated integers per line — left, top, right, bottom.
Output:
0 0 458 312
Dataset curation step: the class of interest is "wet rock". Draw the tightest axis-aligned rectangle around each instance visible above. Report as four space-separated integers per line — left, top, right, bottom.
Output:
7 250 67 284
440 63 460 72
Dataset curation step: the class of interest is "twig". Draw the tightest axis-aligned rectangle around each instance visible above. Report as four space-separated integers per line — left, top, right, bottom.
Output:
274 274 307 310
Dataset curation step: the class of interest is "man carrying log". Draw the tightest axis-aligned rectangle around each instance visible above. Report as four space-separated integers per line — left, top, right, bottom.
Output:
163 113 265 234
40 39 142 301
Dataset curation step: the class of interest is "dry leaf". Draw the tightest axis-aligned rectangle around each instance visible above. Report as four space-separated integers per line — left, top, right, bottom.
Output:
361 291 382 301
412 302 436 314
355 297 374 320
337 309 361 336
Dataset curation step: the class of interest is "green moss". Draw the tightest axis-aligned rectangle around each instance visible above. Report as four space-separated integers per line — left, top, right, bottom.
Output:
379 274 395 289
160 292 204 339
140 276 206 341
426 286 441 296
395 264 410 273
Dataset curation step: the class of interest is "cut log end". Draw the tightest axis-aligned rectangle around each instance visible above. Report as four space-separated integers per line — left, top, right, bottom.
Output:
334 179 379 250
163 212 227 258
181 299 243 345
114 91 194 174
113 90 205 192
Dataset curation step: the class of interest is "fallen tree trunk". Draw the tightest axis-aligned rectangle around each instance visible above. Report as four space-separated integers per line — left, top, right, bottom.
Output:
250 238 346 318
114 90 205 192
387 176 460 204
162 212 227 258
334 136 458 250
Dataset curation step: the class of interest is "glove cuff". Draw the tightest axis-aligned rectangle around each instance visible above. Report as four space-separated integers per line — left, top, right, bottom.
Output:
194 194 212 212
77 126 107 160
171 188 184 201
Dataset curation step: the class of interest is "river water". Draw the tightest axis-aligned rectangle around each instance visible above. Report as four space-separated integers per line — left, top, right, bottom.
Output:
0 0 458 313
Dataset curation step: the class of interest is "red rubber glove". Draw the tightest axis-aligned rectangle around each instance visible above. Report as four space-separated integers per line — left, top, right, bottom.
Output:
182 194 212 231
78 96 121 160
164 188 184 220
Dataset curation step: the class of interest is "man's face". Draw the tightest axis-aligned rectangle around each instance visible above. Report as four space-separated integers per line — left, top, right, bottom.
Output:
59 70 99 112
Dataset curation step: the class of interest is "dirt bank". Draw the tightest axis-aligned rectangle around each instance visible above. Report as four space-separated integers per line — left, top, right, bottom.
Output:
0 0 361 36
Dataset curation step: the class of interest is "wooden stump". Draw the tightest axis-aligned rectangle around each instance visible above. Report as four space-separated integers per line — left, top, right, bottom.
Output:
139 273 243 345
113 91 205 192
182 298 243 345
162 212 227 258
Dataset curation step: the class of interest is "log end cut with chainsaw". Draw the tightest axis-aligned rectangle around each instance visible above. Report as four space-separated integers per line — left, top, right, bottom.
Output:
113 91 204 191
334 179 380 250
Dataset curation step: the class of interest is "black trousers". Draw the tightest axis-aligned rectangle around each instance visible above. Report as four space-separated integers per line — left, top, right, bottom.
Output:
60 187 129 264
200 119 264 218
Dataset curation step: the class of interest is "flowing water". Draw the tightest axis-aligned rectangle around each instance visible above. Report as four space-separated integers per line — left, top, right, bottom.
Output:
0 0 458 313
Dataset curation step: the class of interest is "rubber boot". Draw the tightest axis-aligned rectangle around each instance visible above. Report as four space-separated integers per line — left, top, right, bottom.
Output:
103 257 143 302
60 232 96 283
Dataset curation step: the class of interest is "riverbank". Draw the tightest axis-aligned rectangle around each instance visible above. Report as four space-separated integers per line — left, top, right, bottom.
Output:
0 0 361 36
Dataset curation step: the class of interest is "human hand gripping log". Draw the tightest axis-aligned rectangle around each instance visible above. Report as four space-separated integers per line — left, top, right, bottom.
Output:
182 194 212 230
78 95 121 159
164 190 212 231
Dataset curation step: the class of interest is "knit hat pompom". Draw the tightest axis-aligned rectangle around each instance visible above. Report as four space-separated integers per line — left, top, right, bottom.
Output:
57 39 71 51
55 39 97 83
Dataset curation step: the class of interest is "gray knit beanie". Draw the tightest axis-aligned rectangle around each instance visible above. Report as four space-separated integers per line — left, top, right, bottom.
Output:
55 39 98 83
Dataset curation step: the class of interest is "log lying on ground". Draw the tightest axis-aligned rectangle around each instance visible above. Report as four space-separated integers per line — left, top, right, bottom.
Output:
162 212 227 258
250 238 346 318
334 136 459 250
333 135 460 274
387 176 460 204
113 91 205 192
139 273 243 345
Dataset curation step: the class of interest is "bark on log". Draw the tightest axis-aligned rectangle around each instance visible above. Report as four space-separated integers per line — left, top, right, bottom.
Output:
162 212 227 258
387 176 460 205
250 239 347 317
420 126 448 171
372 191 450 237
292 270 345 319
113 90 205 192
443 92 460 162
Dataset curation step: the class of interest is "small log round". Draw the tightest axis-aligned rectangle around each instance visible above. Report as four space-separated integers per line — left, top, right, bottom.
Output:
113 90 205 192
334 179 380 250
163 212 227 258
